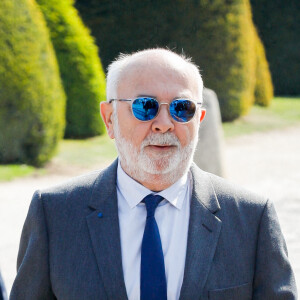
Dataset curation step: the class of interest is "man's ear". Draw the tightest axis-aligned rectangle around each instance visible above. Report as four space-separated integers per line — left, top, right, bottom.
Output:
199 109 206 122
100 101 115 139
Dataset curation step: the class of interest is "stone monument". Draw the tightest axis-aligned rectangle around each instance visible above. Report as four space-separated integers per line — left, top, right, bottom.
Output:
194 88 226 177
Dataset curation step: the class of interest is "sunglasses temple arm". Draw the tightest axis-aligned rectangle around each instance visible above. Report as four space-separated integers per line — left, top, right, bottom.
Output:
108 99 133 103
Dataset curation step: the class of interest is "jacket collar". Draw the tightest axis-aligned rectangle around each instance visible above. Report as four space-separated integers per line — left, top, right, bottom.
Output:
179 163 222 299
86 158 128 299
88 160 221 213
190 162 221 214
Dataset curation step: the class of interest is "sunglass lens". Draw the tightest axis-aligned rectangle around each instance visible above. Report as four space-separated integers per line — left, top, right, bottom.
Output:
170 100 196 122
132 97 159 121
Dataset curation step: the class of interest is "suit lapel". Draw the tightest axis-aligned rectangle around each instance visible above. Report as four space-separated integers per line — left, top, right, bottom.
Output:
86 159 128 300
85 161 221 299
179 164 222 300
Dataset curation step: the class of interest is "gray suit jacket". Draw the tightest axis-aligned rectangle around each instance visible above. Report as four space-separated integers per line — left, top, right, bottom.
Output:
10 160 297 300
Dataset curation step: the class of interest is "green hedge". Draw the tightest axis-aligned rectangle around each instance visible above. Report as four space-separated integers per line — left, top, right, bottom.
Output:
36 0 106 138
254 29 274 106
0 0 66 166
174 0 257 121
251 0 300 95
76 0 265 121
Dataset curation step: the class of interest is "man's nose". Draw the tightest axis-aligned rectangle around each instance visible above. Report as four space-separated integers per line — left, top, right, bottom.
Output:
151 104 175 133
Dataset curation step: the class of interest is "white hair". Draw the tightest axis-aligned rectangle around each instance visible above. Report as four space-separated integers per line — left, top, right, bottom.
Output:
106 48 203 103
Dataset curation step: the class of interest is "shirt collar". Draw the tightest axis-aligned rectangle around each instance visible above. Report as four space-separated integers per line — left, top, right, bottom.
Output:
116 161 189 210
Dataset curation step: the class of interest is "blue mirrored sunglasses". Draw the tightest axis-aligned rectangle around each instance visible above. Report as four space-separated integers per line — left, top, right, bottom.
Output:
109 97 202 123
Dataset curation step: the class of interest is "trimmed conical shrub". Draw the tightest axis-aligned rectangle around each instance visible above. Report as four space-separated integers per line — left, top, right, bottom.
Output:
76 0 263 121
36 0 106 138
254 29 274 106
174 0 257 121
0 0 66 166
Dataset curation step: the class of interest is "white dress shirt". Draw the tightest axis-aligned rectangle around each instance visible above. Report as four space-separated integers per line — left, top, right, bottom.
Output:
116 162 192 300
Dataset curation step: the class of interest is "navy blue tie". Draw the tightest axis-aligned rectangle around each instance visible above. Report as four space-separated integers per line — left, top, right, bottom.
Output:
140 194 167 300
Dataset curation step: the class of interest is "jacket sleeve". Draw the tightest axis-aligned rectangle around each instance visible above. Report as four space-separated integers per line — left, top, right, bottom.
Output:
253 199 298 299
9 191 56 300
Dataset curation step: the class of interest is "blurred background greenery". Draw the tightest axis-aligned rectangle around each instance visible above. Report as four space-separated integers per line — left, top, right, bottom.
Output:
0 0 299 180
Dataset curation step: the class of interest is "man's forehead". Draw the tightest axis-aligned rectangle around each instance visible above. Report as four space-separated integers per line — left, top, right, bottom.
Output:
136 89 194 100
114 50 202 100
118 55 197 91
121 52 190 75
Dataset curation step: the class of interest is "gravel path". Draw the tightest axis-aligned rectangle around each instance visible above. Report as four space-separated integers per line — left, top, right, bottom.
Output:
225 125 300 289
0 125 299 295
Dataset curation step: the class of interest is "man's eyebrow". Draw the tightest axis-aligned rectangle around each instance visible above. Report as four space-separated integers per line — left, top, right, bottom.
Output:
137 94 156 98
175 91 194 99
136 94 194 100
173 96 193 99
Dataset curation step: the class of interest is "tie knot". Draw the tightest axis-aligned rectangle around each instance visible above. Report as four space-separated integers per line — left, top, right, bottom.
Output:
142 194 164 218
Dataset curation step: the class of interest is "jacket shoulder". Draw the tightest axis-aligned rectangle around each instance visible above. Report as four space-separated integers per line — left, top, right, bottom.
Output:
208 172 267 208
41 170 102 196
37 163 115 209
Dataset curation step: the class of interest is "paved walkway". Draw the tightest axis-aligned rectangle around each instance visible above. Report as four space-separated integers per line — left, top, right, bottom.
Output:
225 126 300 289
0 126 299 295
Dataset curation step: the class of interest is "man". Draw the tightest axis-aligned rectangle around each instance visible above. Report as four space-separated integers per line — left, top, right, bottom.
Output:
10 49 297 299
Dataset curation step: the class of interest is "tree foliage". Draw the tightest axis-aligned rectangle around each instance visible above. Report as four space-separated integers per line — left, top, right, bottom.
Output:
251 0 300 95
0 0 66 166
37 0 106 138
76 0 273 121
254 29 274 106
173 0 257 121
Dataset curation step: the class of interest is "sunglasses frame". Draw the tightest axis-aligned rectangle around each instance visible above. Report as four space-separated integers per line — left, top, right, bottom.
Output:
108 97 203 123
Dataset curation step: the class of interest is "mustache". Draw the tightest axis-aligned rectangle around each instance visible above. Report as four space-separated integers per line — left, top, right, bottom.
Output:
141 132 180 148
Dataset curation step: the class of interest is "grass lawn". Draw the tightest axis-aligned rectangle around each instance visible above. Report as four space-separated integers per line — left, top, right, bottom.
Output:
0 134 117 181
0 164 45 181
1 97 299 181
52 134 117 169
223 97 300 138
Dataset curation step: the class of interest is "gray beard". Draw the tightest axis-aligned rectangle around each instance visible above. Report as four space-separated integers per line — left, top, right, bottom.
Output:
112 109 198 186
